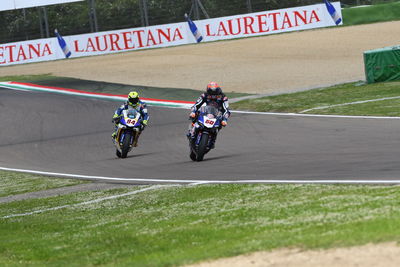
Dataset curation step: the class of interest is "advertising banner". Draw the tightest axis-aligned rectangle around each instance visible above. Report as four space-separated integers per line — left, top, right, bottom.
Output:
1 0 84 11
0 38 56 65
0 2 342 66
1 1 16 11
196 2 342 42
70 22 189 58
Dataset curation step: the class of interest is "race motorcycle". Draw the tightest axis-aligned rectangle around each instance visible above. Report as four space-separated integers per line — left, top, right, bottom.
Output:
113 109 143 158
188 105 222 161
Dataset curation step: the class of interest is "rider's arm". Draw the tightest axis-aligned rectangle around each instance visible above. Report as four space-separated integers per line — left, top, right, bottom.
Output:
113 104 126 120
140 102 149 124
191 94 206 113
221 96 230 121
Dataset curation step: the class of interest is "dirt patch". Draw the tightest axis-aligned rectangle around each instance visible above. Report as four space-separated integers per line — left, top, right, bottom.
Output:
186 242 400 267
2 22 400 94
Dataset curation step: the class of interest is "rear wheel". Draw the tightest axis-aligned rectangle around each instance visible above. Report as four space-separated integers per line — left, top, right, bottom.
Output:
196 134 209 161
121 132 132 158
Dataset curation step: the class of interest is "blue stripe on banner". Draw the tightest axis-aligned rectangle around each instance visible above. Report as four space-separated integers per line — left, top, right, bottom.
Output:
324 0 342 25
185 13 203 43
54 29 72 58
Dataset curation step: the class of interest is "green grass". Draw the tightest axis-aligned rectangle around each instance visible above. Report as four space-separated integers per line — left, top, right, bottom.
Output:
231 81 400 116
1 184 400 266
343 1 400 26
0 74 249 101
0 171 86 198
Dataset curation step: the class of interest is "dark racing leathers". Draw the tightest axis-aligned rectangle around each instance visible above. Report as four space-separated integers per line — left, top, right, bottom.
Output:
189 93 230 148
112 101 149 146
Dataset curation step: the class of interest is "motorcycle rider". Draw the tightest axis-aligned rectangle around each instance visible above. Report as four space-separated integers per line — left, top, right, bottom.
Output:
112 91 149 147
188 82 230 148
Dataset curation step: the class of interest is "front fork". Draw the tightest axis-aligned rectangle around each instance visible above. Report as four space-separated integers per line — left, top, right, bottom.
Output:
116 128 137 147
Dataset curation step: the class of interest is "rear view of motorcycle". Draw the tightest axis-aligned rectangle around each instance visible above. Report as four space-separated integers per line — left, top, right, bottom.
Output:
113 109 143 158
188 105 222 161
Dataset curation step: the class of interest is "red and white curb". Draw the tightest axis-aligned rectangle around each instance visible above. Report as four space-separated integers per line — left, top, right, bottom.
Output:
0 81 194 109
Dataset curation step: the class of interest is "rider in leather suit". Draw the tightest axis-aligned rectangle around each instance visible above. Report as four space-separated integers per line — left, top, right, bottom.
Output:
112 91 149 147
188 82 230 148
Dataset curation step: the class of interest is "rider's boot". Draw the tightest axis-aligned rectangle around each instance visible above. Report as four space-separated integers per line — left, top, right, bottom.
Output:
133 132 141 147
112 125 118 139
187 123 195 140
209 133 218 149
188 124 197 145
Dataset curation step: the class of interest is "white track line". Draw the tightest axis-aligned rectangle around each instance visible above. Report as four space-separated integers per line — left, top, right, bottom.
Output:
299 96 400 113
1 167 400 185
2 185 171 219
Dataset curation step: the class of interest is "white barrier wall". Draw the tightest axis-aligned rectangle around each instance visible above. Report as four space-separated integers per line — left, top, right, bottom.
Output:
0 2 342 66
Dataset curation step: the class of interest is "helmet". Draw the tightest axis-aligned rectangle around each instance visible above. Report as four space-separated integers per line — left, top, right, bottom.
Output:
206 82 222 95
128 91 139 106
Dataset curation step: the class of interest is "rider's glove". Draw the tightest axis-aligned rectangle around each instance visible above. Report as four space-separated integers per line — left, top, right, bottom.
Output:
190 112 196 119
221 121 228 127
112 115 120 123
140 120 148 131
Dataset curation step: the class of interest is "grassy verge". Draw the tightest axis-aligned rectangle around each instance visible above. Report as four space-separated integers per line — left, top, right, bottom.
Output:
1 184 400 266
343 1 400 26
0 74 249 101
231 81 400 116
0 171 86 198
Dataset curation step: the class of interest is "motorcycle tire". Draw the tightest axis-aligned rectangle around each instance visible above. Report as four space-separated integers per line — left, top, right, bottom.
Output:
190 150 197 161
116 149 122 158
196 134 209 161
121 132 132 158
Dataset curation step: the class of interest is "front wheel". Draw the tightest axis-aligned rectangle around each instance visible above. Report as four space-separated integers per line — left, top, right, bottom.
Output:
196 133 209 161
190 150 197 161
121 132 132 158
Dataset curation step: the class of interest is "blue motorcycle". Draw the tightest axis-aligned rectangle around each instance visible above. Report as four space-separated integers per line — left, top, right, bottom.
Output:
113 109 143 158
188 105 222 161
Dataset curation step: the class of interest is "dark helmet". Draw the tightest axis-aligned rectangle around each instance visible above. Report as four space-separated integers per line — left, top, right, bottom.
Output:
128 91 139 106
206 82 222 95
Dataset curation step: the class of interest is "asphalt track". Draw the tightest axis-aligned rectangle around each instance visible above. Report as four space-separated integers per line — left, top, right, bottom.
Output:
2 87 400 183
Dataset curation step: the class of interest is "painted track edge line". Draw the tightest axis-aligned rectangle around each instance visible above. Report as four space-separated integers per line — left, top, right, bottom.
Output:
1 167 400 184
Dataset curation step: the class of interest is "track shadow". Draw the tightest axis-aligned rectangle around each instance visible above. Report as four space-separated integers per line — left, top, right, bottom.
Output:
174 153 241 164
105 152 157 161
201 153 241 162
